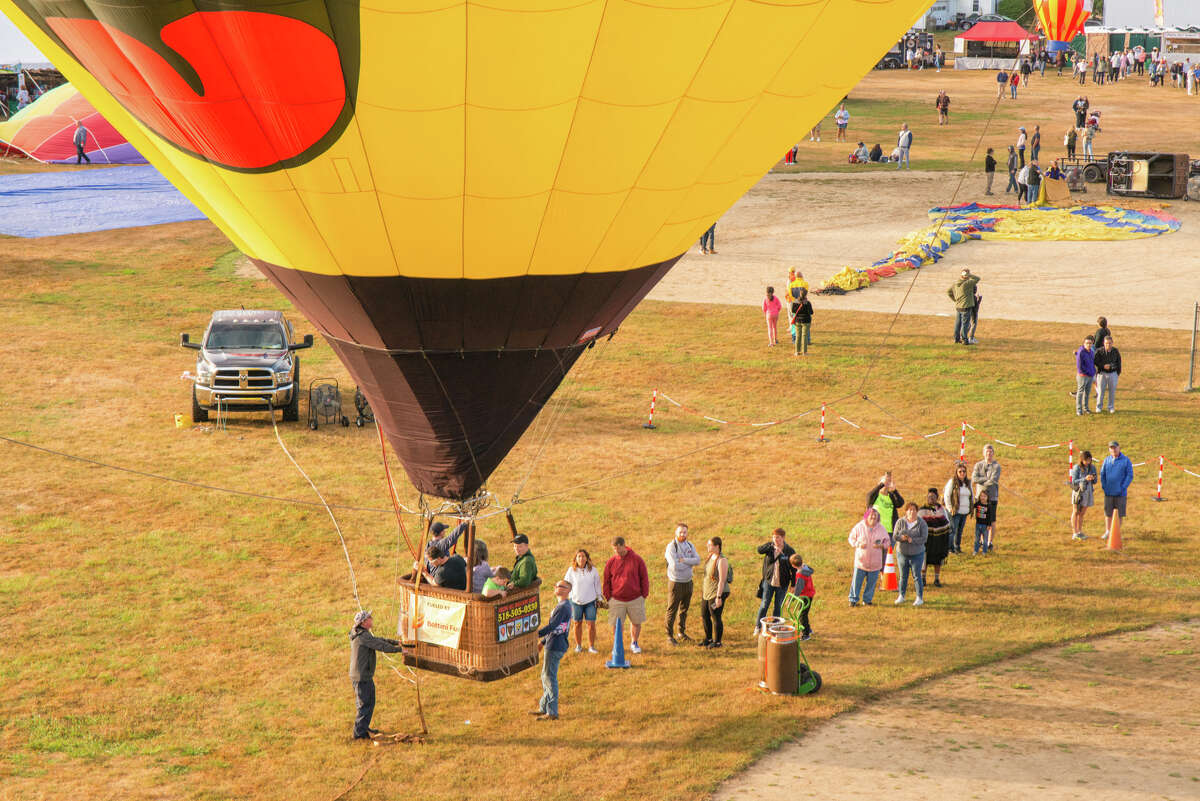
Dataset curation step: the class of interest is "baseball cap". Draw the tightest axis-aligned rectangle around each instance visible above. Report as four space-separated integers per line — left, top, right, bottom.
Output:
1108 440 1120 448
430 522 448 535
511 533 529 544
353 609 372 627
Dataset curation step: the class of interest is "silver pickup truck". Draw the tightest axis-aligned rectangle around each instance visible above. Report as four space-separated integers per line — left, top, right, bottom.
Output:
181 310 312 422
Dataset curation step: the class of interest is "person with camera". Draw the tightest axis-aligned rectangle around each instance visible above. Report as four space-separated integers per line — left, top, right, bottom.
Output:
754 528 795 633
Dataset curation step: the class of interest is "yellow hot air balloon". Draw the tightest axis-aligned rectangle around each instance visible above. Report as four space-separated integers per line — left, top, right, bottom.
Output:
2 0 931 500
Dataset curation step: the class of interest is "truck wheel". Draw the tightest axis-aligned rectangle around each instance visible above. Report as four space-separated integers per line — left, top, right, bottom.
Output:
1083 164 1104 183
192 386 209 423
281 362 300 422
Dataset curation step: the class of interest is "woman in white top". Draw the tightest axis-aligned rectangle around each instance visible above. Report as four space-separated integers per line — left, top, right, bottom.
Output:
563 549 603 653
943 462 973 555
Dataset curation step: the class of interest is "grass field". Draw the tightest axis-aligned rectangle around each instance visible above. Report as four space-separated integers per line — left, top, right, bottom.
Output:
778 64 1200 173
2 218 1199 801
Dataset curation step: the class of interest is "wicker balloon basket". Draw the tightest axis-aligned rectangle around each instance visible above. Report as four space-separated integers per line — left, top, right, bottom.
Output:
397 577 542 682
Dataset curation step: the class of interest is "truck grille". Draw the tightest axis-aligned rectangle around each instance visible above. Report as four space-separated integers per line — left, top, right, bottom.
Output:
213 368 275 390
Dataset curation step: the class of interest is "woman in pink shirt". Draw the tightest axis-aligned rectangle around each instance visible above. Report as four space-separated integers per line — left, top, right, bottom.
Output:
848 508 891 607
762 286 782 347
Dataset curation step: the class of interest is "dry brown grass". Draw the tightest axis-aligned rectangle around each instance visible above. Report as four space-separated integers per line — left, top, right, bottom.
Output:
1 219 1199 801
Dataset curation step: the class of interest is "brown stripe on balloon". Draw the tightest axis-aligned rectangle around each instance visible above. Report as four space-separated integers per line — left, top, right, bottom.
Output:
252 256 681 499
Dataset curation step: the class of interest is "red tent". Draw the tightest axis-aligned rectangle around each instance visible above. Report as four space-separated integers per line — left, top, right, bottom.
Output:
957 21 1038 41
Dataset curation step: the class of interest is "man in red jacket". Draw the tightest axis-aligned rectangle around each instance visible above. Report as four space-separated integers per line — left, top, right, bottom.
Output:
603 537 650 654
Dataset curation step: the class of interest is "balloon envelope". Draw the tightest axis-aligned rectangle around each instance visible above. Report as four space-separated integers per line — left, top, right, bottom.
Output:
1034 0 1090 52
2 0 930 499
0 82 144 164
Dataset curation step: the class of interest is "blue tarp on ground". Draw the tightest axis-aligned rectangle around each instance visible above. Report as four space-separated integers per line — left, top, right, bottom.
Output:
0 165 205 237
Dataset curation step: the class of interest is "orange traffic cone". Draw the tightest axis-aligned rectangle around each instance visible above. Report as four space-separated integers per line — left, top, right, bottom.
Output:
881 547 899 591
1106 513 1123 552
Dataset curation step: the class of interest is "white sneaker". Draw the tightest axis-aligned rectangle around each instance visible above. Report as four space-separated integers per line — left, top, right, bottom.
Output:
574 645 582 653
913 597 925 607
1071 532 1085 540
894 595 907 605
630 642 642 654
587 647 599 654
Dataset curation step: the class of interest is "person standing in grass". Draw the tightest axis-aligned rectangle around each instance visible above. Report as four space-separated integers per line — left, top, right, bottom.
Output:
918 488 951 588
1070 450 1098 540
867 472 905 534
891 503 927 606
984 147 996 195
943 462 972 554
1005 145 1019 195
791 288 813 357
972 444 1002 553
788 553 815 640
603 537 649 653
1030 125 1041 163
1094 335 1121 413
848 508 890 607
1066 126 1078 159
663 523 702 645
531 580 571 721
699 536 730 648
1074 335 1097 416
834 103 850 143
349 610 403 740
1100 441 1133 542
755 528 795 631
1016 127 1027 169
935 90 950 126
1010 69 1020 99
762 286 782 347
996 68 1009 99
564 549 602 653
895 123 912 170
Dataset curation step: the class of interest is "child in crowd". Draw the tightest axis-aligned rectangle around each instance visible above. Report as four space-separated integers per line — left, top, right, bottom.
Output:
762 286 782 347
789 554 815 640
482 566 512 598
972 491 991 556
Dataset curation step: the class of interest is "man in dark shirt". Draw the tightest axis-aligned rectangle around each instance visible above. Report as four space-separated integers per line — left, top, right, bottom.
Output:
531 580 572 720
424 545 468 591
984 148 997 195
754 528 796 633
1093 335 1122 413
348 610 403 740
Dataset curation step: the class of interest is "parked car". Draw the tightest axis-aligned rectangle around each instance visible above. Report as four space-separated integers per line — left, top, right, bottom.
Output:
958 13 1015 30
181 310 312 422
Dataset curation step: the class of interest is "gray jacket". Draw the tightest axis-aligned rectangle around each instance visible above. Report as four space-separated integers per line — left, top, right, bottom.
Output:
664 539 702 582
892 517 928 556
972 459 1002 500
349 627 402 681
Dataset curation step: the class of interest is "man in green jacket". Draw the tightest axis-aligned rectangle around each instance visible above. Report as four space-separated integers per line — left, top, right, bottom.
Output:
947 268 980 346
510 533 539 588
349 610 403 740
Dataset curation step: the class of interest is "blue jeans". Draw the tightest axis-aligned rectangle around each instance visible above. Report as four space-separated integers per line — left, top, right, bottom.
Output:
1005 172 1018 193
973 521 989 554
1097 372 1118 411
540 648 565 716
1010 84 1017 98
955 309 972 343
849 568 880 604
1027 183 1039 204
896 147 910 169
1031 144 1040 162
699 224 715 251
950 513 968 551
353 679 375 738
895 550 925 598
757 581 787 624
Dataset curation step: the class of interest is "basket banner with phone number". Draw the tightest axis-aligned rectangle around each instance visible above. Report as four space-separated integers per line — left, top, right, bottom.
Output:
398 587 467 649
495 595 540 644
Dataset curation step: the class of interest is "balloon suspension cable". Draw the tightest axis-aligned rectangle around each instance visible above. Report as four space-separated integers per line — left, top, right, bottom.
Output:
377 424 419 560
270 406 361 610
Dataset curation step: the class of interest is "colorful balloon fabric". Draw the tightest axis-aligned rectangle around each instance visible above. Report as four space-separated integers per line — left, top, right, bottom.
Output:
1033 0 1090 54
819 203 1181 294
1 0 932 499
0 83 144 164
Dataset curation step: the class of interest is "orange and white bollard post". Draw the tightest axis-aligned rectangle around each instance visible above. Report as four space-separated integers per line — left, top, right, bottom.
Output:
643 389 658 430
1067 439 1075 484
817 402 828 442
1154 455 1165 501
959 421 967 461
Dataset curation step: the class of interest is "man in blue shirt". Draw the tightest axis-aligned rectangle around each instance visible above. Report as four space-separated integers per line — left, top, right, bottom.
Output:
1074 336 1096 416
1099 440 1133 541
531 580 572 721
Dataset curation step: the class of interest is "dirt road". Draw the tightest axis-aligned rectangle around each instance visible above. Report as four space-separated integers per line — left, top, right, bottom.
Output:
714 621 1200 801
649 171 1200 330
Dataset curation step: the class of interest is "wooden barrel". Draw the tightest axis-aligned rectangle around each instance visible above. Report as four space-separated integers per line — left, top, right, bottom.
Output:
397 577 542 681
765 623 799 695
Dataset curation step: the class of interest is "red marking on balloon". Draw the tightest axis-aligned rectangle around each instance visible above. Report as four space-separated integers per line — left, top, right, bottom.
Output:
47 11 346 169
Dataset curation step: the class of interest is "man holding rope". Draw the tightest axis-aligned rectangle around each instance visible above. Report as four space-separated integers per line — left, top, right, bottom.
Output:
349 610 403 740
